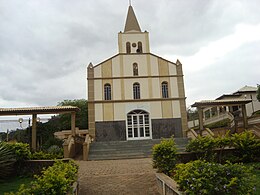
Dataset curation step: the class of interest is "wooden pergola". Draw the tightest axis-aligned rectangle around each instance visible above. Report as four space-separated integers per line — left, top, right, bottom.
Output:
191 99 252 131
0 106 80 151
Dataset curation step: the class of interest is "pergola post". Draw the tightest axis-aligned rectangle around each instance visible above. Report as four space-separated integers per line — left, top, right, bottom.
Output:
198 107 204 133
241 104 248 129
32 114 37 151
71 112 76 136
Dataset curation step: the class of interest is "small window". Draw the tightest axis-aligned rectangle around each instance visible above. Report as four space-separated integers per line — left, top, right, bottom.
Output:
162 82 169 98
137 42 143 53
133 83 140 99
133 63 138 76
104 83 111 100
126 42 131 54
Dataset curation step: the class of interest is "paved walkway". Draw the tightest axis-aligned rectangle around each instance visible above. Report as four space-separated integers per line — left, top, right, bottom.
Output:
77 158 160 195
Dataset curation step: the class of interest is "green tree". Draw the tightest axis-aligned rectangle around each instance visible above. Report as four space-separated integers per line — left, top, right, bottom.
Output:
257 84 260 102
40 99 88 149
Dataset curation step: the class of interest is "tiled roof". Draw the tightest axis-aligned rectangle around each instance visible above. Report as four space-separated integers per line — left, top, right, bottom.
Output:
235 85 257 93
192 99 252 107
0 106 80 115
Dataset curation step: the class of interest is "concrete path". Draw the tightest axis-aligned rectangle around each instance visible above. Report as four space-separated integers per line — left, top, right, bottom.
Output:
77 158 160 195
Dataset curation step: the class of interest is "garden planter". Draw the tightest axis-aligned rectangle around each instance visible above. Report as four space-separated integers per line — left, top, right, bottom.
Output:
155 173 184 195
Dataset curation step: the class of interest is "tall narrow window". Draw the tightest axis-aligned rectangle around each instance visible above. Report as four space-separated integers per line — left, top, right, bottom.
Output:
133 83 140 99
133 63 138 76
137 41 143 53
126 42 131 54
162 81 169 98
104 83 111 100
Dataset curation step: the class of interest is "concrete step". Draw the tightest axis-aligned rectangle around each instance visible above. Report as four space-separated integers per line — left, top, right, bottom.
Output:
88 138 189 160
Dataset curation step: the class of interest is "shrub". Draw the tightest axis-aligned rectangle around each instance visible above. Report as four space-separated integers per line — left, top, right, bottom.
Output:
152 138 177 175
7 160 78 195
174 160 256 195
231 131 260 162
30 151 63 160
186 135 216 161
0 142 16 179
205 118 230 129
47 145 63 156
6 143 31 162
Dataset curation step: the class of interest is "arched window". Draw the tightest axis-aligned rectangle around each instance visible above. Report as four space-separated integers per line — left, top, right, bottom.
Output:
133 82 140 99
162 81 169 98
127 110 150 139
137 41 143 53
104 83 111 100
133 63 138 76
126 42 131 54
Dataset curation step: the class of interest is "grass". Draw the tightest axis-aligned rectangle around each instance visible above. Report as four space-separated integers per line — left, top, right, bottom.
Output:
0 176 33 194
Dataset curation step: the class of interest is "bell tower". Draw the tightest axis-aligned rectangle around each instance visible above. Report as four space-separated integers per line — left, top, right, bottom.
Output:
118 5 150 54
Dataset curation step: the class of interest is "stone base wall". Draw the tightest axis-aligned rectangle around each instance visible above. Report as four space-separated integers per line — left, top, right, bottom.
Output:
95 121 126 141
152 118 182 138
95 118 183 142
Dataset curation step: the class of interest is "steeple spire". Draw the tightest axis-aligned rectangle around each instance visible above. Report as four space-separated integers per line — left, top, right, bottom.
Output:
124 5 141 32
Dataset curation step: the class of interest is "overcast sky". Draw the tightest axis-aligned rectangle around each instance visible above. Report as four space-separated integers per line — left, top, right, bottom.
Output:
0 0 259 111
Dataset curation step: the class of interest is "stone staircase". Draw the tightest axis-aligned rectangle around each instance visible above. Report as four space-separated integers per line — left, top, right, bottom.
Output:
88 138 189 161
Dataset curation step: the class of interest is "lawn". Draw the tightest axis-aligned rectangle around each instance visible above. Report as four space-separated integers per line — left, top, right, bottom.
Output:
0 176 33 194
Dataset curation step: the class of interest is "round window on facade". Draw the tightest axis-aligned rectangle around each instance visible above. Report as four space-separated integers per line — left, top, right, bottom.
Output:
132 43 137 47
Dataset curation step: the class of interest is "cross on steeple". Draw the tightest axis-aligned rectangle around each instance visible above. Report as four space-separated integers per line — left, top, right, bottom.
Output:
129 0 131 6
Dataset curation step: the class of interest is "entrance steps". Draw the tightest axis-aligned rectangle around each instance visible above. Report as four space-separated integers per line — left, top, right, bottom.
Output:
88 138 189 161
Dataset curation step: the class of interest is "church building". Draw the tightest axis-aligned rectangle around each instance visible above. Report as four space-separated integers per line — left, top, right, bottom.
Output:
87 5 188 141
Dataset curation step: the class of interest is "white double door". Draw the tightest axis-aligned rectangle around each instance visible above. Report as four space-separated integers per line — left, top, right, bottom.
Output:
127 113 151 140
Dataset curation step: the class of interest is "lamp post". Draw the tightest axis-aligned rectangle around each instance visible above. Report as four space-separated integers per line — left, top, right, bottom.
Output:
18 118 23 129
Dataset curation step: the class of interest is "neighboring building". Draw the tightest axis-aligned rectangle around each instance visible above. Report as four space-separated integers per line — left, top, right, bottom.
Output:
203 85 260 120
87 6 188 141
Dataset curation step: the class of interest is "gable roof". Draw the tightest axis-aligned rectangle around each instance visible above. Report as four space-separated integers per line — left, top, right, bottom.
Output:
234 85 257 93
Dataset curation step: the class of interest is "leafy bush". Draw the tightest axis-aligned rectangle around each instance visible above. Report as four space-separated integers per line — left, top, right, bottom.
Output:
0 142 16 179
231 131 260 162
152 138 177 175
186 131 260 163
205 118 230 129
186 135 216 161
30 151 63 160
47 145 63 156
174 160 256 195
6 143 31 162
7 160 78 195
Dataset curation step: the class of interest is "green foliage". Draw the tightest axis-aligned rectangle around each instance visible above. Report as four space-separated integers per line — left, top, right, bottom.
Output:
257 85 260 102
0 142 16 179
7 160 78 195
174 160 256 195
152 138 177 175
41 137 63 150
29 151 63 160
186 131 260 163
205 118 230 129
252 110 260 116
186 135 216 161
6 143 31 162
57 99 88 130
231 131 260 162
47 145 63 156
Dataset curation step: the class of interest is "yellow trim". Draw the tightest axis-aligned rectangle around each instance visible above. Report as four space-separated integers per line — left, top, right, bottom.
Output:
120 55 125 100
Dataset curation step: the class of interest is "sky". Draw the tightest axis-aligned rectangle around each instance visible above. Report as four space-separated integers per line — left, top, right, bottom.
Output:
0 0 260 126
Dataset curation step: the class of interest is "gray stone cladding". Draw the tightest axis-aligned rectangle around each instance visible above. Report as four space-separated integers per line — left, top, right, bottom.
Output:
95 118 182 141
95 121 126 141
152 118 182 138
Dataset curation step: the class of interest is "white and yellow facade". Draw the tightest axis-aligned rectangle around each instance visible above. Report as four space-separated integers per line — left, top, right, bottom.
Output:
87 6 188 141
